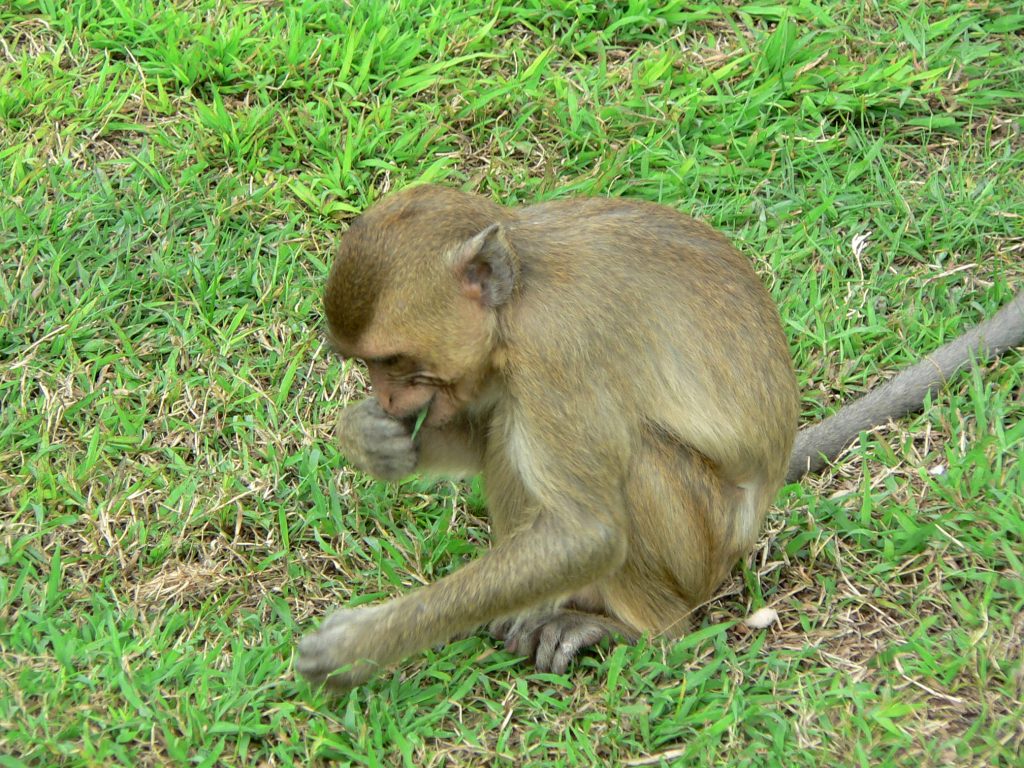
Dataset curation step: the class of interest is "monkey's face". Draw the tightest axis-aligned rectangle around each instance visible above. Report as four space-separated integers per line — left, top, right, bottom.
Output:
324 185 510 429
332 285 497 429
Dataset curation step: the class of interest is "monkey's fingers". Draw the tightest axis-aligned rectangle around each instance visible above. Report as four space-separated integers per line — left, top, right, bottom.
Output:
295 607 383 690
361 436 418 478
340 423 418 479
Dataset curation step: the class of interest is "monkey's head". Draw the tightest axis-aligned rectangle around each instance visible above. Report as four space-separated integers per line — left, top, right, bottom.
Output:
324 185 515 427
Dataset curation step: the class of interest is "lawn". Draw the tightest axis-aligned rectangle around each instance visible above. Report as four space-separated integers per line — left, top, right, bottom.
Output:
1 1 1022 766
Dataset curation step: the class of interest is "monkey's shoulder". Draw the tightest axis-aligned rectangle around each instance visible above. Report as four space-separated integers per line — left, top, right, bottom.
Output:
520 196 717 230
506 198 756 299
515 197 736 261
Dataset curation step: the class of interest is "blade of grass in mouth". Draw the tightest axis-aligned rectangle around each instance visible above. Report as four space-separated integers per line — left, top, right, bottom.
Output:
410 406 429 440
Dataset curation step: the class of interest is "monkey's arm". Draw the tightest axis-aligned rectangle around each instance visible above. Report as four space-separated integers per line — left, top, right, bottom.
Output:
296 504 625 688
787 289 1024 482
298 401 629 689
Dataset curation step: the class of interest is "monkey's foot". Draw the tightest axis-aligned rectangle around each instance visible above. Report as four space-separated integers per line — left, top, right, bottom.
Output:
490 610 619 674
295 605 385 690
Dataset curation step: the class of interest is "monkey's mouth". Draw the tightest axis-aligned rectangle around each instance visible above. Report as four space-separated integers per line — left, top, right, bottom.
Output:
405 401 433 439
413 391 461 430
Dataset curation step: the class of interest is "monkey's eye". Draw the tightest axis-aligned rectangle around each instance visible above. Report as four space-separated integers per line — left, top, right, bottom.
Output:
362 354 404 371
406 374 443 387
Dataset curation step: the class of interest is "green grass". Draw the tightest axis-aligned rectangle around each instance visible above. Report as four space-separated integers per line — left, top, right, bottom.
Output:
2 1 1022 765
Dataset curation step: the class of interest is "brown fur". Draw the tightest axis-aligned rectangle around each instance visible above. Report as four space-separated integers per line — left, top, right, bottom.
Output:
297 184 800 688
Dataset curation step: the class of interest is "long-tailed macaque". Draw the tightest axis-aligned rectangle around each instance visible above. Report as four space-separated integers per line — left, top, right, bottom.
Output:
295 184 1024 689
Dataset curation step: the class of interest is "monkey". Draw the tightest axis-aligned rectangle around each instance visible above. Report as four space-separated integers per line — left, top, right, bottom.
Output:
295 184 1024 690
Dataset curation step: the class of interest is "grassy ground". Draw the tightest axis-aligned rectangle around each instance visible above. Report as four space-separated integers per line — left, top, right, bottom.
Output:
2 1 1022 765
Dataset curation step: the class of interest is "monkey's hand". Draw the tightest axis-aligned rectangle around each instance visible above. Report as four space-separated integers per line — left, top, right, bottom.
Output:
295 605 386 690
336 399 418 480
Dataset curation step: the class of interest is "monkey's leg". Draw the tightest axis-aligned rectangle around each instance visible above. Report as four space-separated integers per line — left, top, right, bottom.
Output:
599 437 743 639
484 439 739 671
482 470 636 672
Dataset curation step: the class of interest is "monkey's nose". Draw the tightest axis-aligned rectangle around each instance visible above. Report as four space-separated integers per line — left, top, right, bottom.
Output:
373 390 394 413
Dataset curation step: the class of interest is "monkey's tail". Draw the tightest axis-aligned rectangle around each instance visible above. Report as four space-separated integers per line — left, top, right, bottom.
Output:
786 289 1024 482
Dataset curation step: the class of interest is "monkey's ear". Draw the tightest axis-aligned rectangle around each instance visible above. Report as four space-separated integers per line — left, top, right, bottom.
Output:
455 223 515 308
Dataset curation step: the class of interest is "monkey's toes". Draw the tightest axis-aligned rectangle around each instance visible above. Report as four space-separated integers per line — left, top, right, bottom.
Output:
534 614 612 673
494 611 614 674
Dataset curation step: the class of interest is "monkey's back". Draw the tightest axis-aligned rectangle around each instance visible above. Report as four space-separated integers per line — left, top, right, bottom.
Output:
502 197 799 490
